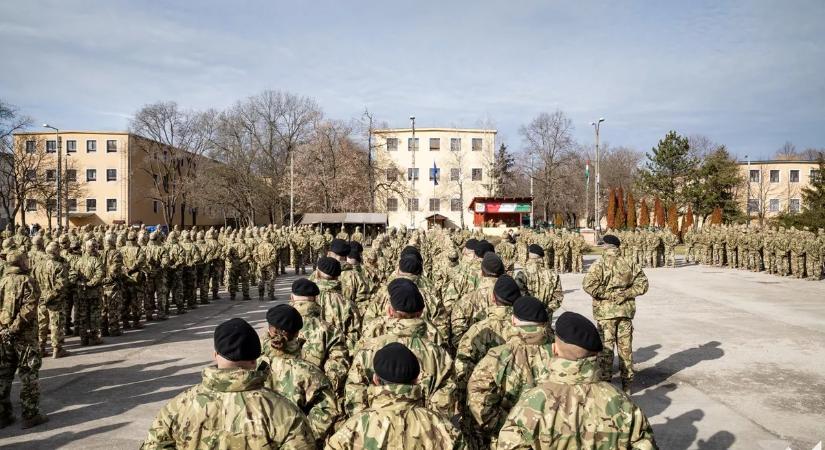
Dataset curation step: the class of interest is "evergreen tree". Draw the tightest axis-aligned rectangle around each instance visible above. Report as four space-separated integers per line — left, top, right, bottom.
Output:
491 143 517 195
627 192 637 228
688 145 745 222
615 187 626 229
780 153 825 227
682 204 694 233
667 203 679 235
638 131 699 207
607 187 617 229
654 197 665 227
639 198 650 227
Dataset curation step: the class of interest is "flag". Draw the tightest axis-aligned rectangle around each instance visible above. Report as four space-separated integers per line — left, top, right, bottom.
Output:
430 161 440 186
585 159 591 180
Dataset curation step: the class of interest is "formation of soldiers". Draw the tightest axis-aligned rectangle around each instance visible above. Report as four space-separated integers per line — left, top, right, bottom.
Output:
608 228 680 268
685 225 825 280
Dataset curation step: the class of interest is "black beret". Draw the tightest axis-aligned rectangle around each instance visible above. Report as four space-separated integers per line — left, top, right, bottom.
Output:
398 255 423 275
317 256 342 277
348 248 362 262
555 312 603 352
481 252 505 276
400 245 423 262
602 234 621 247
266 304 304 334
493 275 521 305
214 318 261 362
465 238 479 250
474 240 495 258
513 296 549 323
349 241 364 254
292 278 320 297
373 342 420 384
388 277 425 313
528 244 545 257
330 239 351 257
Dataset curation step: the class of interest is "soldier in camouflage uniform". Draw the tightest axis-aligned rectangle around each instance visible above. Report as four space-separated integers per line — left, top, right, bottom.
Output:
0 251 48 429
807 230 823 280
662 230 678 268
515 244 563 329
450 251 506 350
120 231 147 329
143 232 169 320
203 228 222 300
497 312 658 450
313 257 362 352
226 233 251 301
164 232 187 313
254 231 278 301
582 234 649 394
467 296 555 447
259 305 339 444
60 236 81 336
495 232 517 273
290 228 308 275
33 242 70 358
328 342 463 450
76 240 106 346
350 226 364 244
100 234 125 335
141 318 314 449
178 231 201 309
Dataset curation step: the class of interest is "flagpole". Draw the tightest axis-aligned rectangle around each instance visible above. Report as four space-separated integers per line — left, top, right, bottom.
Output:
585 160 590 228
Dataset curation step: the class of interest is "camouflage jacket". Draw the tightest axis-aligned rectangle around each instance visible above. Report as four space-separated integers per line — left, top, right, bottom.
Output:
363 273 448 340
316 278 362 352
497 356 658 450
340 263 371 308
120 243 147 284
140 365 315 450
358 316 445 351
454 305 514 387
467 325 554 434
31 255 69 306
142 242 169 276
327 384 464 450
517 259 563 313
582 248 649 320
450 276 497 349
345 318 457 418
76 253 106 290
259 340 340 443
0 266 40 343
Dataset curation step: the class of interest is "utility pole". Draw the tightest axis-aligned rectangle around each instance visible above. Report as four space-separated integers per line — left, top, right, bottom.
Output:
746 154 750 228
590 118 605 234
410 116 416 229
43 124 61 230
529 153 535 228
289 148 294 227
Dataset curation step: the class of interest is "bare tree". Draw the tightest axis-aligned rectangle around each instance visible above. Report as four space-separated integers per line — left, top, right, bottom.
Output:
34 158 86 230
0 100 33 228
774 141 798 161
800 148 825 161
0 137 51 228
520 110 576 222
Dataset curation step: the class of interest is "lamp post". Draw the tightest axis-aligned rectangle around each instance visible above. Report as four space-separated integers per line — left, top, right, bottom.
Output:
745 154 750 228
289 148 294 227
529 153 535 228
410 116 416 229
43 124 61 230
590 118 605 233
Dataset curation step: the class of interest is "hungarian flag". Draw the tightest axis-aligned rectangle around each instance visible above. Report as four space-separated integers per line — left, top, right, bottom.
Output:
585 159 591 180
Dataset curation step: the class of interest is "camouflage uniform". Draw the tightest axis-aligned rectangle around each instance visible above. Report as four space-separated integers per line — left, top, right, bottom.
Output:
454 305 513 388
75 241 106 345
516 258 563 329
203 230 222 300
143 234 169 320
582 246 649 392
227 235 251 301
100 236 125 335
497 356 658 450
315 277 361 352
179 231 201 308
328 383 463 450
164 233 187 313
450 276 496 350
140 365 315 449
254 234 278 301
32 244 69 356
363 273 448 341
120 234 147 329
662 231 678 268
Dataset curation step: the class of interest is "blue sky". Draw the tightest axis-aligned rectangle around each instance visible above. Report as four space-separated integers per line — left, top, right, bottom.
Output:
1 0 823 159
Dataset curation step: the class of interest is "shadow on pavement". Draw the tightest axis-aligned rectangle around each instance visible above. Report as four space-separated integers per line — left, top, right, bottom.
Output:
651 410 736 450
634 341 724 391
634 344 661 365
3 422 130 449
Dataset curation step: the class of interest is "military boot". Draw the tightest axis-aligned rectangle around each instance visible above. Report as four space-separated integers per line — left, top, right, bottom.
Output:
53 348 70 358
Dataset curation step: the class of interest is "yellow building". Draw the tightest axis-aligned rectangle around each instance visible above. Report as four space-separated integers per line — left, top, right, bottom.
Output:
12 131 223 229
739 159 820 219
371 127 497 229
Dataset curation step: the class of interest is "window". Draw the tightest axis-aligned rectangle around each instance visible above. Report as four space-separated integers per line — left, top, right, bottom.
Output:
408 198 419 211
46 140 57 153
25 140 35 153
768 199 780 212
67 199 77 212
86 169 97 181
407 168 419 181
86 198 97 212
472 138 482 151
106 140 117 152
407 137 419 151
106 198 117 212
769 170 779 183
46 170 56 182
386 168 397 182
66 140 77 153
789 170 799 183
86 140 97 152
790 198 801 213
25 199 36 212
66 169 77 182
386 138 398 151
450 138 461 152
429 138 440 151
450 168 460 182
810 169 819 183
749 170 760 182
471 168 482 181
429 167 440 183
46 199 56 211
106 169 117 181
451 198 462 211
153 200 159 213
747 199 759 213
386 198 398 212
429 198 440 211
25 170 36 181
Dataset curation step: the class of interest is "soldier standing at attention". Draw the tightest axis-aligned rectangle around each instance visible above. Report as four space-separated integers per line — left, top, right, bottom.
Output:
33 242 70 358
141 318 314 449
582 234 649 394
497 312 658 450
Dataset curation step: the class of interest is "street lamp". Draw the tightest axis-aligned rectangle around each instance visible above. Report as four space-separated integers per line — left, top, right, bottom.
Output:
43 124 62 230
410 116 416 229
590 118 605 233
745 154 751 228
529 153 535 228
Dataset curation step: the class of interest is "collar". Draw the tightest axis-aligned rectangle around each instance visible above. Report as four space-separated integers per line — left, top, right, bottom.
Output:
291 300 320 317
546 356 601 385
200 365 268 392
488 304 513 320
510 325 549 345
385 318 428 338
316 278 342 291
367 383 424 410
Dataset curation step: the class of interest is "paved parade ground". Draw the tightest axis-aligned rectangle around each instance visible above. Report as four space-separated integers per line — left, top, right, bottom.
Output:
0 257 823 450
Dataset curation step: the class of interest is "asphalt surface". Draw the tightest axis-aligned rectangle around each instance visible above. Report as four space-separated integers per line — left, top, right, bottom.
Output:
0 258 823 450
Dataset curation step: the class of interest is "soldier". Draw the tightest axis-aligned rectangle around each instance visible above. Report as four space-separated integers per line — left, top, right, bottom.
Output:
290 228 308 275
60 236 81 337
179 231 201 309
806 230 823 281
662 230 678 268
254 232 278 301
164 232 187 313
143 232 169 320
467 296 555 447
345 278 456 419
141 318 314 449
314 256 361 352
0 251 48 429
259 305 340 444
33 242 70 358
582 234 649 394
100 234 125 335
76 240 106 346
516 244 563 327
570 233 587 273
193 231 210 304
120 231 147 330
497 312 658 449
227 233 251 301
340 244 371 312
350 226 364 244
203 229 222 301
328 343 463 450
495 232 517 272
450 252 511 350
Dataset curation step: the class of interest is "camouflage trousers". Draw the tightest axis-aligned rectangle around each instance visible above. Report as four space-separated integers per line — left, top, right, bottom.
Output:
665 247 676 268
712 246 725 266
181 267 197 308
571 252 583 273
63 287 76 335
101 283 122 334
77 288 103 343
726 249 737 268
737 246 747 269
646 251 657 268
121 283 143 327
553 253 566 272
257 264 276 300
790 254 805 278
37 299 65 352
807 255 823 280
277 249 289 274
776 255 789 276
196 264 210 304
166 269 185 313
290 246 307 274
227 264 250 300
248 260 258 286
208 261 222 300
596 318 634 387
0 340 41 420
765 252 776 274
145 272 168 319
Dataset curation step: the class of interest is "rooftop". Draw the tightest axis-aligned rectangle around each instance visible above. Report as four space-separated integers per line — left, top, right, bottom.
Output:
14 130 130 136
736 159 820 165
373 128 497 134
